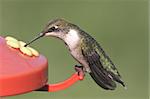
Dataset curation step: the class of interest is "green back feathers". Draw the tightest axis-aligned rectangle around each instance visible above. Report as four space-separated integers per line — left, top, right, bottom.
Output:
80 32 125 89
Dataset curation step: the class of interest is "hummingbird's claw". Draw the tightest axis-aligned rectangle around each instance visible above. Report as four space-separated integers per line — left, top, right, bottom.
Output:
74 65 85 78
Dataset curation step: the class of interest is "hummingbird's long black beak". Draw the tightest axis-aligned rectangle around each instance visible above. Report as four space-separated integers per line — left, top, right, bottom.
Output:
24 33 45 47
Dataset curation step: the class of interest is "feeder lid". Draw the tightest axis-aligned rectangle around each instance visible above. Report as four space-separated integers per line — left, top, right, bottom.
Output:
0 36 48 96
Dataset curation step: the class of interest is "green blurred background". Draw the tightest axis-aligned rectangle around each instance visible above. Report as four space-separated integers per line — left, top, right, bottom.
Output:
0 0 148 99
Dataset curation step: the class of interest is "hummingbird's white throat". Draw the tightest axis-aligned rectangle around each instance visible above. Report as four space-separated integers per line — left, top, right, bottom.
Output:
64 29 80 49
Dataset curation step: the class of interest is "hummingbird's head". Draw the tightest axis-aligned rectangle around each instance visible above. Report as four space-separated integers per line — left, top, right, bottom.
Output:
42 18 72 39
25 18 81 47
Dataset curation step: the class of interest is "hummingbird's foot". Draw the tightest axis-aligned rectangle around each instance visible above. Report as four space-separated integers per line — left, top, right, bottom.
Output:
74 65 85 78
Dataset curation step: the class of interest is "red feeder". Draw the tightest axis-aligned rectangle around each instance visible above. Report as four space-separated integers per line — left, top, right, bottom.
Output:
0 36 84 97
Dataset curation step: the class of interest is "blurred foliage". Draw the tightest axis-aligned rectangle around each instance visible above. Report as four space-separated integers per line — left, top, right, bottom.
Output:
0 0 148 99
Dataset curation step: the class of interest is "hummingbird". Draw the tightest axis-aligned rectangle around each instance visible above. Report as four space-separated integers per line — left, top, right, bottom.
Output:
25 18 125 90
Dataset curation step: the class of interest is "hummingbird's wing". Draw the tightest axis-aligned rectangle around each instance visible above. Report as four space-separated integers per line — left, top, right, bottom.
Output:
81 36 125 90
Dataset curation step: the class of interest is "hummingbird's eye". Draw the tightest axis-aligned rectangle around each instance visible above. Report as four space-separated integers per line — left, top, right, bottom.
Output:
48 26 59 32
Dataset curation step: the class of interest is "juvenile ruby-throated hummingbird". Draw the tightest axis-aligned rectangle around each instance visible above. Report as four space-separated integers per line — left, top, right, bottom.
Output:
25 18 125 90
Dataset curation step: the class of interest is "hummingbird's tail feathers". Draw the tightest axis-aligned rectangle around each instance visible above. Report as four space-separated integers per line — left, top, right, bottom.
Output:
107 71 126 88
89 63 117 90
